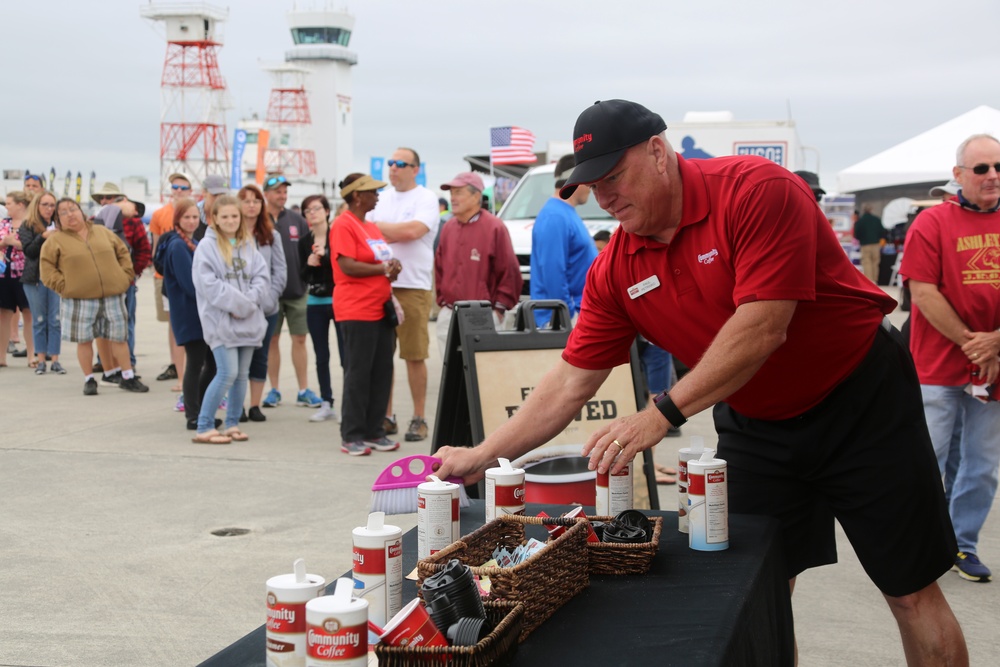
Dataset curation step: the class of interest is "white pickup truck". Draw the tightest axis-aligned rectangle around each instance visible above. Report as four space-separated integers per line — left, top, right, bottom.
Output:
497 162 618 295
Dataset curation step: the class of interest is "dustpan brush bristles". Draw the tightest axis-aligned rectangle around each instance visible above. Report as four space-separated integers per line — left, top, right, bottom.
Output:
369 454 472 515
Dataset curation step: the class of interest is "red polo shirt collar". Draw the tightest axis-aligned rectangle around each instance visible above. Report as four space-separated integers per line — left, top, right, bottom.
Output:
622 155 710 254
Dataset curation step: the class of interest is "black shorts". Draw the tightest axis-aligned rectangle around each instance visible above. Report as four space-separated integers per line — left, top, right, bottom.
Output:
0 279 29 312
715 323 956 597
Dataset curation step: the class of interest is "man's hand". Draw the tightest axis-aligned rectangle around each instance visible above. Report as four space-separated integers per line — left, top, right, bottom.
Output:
581 408 670 475
961 329 1000 366
434 445 490 485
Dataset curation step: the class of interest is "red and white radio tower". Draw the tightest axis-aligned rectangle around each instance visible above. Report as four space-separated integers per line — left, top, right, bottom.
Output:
140 3 231 200
262 63 317 178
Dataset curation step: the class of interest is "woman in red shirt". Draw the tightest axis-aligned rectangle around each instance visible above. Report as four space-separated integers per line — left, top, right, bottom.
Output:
330 173 402 456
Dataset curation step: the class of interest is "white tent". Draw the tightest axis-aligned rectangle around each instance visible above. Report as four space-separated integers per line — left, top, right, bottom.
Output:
836 105 1000 193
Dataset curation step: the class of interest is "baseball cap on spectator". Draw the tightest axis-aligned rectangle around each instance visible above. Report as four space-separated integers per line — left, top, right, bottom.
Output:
203 174 228 195
929 179 961 197
441 172 484 193
339 174 387 198
167 172 193 184
559 99 667 199
793 171 826 197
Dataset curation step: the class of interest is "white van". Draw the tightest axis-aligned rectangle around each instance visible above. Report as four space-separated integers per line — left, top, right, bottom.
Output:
497 163 618 294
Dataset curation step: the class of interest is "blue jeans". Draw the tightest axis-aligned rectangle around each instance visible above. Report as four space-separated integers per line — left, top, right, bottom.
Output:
640 342 674 394
249 313 279 383
198 346 253 432
125 283 137 367
921 384 1000 554
22 282 61 355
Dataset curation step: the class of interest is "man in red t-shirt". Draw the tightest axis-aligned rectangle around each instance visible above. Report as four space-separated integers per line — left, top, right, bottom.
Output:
901 133 1000 584
437 100 967 663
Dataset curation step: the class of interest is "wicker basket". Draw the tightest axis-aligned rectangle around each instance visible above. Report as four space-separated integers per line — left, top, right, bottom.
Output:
583 515 663 575
417 515 589 640
374 600 523 667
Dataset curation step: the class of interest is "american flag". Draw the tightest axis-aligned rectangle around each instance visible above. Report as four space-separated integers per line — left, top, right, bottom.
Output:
490 126 537 165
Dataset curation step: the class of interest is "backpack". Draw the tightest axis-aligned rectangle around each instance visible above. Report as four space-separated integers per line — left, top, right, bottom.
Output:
153 230 177 276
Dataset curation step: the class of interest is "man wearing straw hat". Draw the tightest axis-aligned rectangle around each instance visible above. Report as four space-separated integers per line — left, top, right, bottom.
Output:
437 100 967 665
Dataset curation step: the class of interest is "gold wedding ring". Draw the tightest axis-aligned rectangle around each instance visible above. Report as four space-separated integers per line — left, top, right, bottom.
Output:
974 353 980 359
611 439 624 454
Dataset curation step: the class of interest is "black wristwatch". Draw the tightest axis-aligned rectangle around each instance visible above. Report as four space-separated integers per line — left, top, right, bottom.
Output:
653 390 687 427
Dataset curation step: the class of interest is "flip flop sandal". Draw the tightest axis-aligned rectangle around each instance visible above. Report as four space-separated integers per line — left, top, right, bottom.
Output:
225 428 249 442
192 431 232 445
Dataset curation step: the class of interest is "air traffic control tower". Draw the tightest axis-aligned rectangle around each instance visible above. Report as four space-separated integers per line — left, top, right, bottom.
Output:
284 9 357 189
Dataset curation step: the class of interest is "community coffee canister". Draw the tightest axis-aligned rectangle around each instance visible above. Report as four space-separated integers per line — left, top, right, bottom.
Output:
596 459 633 516
266 559 326 667
688 451 729 551
306 578 368 666
351 512 402 631
484 458 525 521
417 476 460 559
677 437 715 534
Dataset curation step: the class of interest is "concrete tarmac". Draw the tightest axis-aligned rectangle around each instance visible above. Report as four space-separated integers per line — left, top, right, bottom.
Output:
0 285 997 666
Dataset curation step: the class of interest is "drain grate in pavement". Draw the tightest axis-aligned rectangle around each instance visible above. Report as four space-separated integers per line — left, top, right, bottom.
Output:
211 527 251 537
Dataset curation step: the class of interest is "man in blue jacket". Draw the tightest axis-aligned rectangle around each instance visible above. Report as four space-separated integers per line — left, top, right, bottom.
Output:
530 154 598 327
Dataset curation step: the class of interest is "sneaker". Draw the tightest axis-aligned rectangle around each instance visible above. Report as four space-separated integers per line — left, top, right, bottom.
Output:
83 378 98 395
156 363 178 381
310 401 339 422
188 418 224 431
405 417 428 442
262 388 281 407
248 406 267 422
383 414 398 435
954 552 992 582
239 408 248 423
92 362 104 373
364 436 400 452
50 361 67 375
297 388 322 407
120 377 150 393
102 371 122 385
34 362 47 375
174 395 185 412
12 348 27 358
341 441 371 456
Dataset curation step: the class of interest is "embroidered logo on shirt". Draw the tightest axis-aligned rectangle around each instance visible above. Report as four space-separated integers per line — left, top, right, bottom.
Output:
470 249 481 262
698 249 719 264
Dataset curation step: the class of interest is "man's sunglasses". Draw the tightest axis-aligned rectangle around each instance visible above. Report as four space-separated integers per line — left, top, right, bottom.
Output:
265 175 289 187
24 174 43 183
960 163 1000 176
387 160 415 168
171 183 192 191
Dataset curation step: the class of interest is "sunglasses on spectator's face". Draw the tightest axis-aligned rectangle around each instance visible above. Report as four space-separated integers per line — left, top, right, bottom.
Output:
387 160 415 168
961 163 1000 176
24 175 43 183
265 176 289 188
171 183 192 191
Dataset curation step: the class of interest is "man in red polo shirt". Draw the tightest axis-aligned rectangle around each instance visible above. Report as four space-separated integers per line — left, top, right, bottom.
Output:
436 100 966 664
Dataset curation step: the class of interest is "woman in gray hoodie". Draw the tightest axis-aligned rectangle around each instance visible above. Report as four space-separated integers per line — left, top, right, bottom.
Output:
192 195 271 444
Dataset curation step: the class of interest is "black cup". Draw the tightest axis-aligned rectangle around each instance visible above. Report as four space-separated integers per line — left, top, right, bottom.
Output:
447 617 488 646
601 522 646 544
421 559 486 626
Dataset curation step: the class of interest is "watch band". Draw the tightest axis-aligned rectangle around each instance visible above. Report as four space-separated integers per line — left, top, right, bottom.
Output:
653 390 687 427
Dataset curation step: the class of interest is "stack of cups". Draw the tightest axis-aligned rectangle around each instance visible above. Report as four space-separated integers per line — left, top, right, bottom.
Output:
417 476 461 559
420 559 487 640
266 558 326 667
305 578 368 666
484 458 525 521
351 512 402 636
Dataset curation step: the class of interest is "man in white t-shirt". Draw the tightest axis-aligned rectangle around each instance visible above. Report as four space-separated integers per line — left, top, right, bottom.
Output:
368 147 440 442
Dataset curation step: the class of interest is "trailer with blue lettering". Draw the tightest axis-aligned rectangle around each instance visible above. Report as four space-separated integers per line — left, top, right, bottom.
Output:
665 111 808 172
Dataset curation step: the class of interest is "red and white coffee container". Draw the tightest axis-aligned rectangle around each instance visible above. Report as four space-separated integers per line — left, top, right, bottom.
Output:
688 451 729 551
352 512 402 631
266 558 326 667
306 578 368 666
417 476 460 559
596 459 633 515
484 458 525 521
677 437 715 534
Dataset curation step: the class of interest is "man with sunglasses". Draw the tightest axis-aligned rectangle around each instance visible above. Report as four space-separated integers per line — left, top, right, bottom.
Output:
148 172 194 383
23 174 44 197
368 148 440 442
901 133 1000 584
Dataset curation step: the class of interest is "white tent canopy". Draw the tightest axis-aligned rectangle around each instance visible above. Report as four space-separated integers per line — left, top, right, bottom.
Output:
836 105 1000 193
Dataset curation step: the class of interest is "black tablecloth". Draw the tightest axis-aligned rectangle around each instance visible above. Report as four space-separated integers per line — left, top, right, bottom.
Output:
199 502 793 667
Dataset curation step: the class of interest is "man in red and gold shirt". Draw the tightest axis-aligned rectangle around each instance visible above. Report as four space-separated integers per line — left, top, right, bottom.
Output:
437 100 967 664
901 133 1000 584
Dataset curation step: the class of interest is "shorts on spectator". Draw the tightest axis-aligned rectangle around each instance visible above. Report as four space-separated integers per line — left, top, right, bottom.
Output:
393 288 432 361
61 295 129 343
275 293 308 337
0 279 30 312
154 276 169 322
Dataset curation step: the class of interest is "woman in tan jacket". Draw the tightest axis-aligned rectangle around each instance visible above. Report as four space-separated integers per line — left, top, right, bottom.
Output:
40 198 148 395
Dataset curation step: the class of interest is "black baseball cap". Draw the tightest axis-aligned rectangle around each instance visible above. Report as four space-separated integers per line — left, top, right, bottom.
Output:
559 99 666 199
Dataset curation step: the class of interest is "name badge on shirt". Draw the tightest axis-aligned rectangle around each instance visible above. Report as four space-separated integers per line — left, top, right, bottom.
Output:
628 275 660 300
366 238 393 261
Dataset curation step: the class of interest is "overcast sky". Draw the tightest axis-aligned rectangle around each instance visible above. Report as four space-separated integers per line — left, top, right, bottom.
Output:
5 0 1000 199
